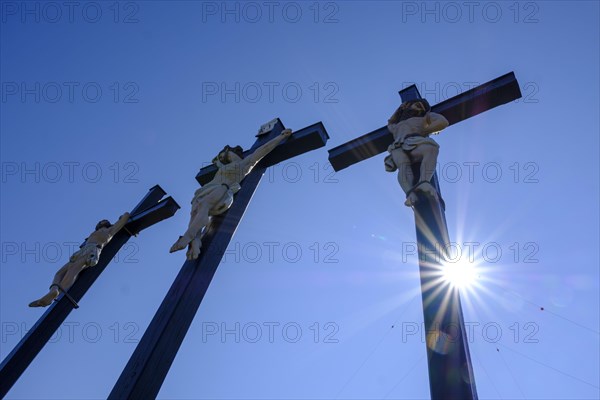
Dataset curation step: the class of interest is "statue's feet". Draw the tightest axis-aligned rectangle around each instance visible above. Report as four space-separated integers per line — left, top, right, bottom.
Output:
415 181 439 200
28 291 58 308
186 242 202 260
169 236 188 253
405 181 439 207
404 192 419 207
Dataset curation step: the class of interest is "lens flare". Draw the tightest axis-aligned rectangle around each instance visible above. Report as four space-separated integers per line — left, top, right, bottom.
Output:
442 262 477 289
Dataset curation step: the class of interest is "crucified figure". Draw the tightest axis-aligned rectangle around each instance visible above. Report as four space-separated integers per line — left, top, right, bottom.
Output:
170 128 293 260
29 212 131 307
384 99 449 207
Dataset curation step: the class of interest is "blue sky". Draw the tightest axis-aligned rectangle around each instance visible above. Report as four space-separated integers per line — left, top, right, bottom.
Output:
1 1 599 399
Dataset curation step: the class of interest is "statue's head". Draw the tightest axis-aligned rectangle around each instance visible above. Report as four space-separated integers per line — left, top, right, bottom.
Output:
212 145 244 166
390 99 431 124
95 219 112 230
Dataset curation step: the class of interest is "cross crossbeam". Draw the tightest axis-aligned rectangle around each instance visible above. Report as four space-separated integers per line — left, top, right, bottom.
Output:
328 72 521 171
196 121 329 185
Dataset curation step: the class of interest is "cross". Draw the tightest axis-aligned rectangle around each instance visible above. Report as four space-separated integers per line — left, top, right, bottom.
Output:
327 72 521 400
0 185 180 398
109 118 329 399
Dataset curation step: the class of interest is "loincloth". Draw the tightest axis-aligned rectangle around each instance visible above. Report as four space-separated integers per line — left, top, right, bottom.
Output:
192 182 241 216
384 134 439 172
70 243 102 267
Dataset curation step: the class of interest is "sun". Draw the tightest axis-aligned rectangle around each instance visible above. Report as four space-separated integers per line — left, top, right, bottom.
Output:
441 262 478 289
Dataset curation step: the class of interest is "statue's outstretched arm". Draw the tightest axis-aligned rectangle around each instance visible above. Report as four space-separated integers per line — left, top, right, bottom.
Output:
107 212 131 238
240 129 293 171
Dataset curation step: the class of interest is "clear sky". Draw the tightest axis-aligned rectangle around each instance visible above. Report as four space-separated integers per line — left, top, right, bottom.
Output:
1 1 599 399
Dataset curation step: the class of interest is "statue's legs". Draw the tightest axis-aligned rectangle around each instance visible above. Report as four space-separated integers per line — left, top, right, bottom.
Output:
58 259 89 294
29 261 76 307
171 186 227 256
411 144 439 199
412 143 439 183
391 148 418 206
170 205 211 254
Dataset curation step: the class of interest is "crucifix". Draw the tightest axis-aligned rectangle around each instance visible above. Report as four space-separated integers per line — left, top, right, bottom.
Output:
328 72 521 399
109 118 329 399
0 185 180 398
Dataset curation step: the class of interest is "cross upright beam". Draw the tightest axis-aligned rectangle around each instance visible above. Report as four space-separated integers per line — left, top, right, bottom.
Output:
399 86 478 400
0 185 180 398
326 73 521 399
109 119 329 399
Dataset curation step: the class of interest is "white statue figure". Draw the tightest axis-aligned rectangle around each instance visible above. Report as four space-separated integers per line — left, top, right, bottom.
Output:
29 212 131 307
170 128 293 260
385 99 449 207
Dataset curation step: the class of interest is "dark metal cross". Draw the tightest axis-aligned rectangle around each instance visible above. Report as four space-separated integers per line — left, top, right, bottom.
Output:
328 72 521 400
0 185 180 398
109 118 329 399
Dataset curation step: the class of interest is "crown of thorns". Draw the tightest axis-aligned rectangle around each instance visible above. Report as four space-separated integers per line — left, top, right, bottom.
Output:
95 220 111 230
400 98 431 112
212 145 244 165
